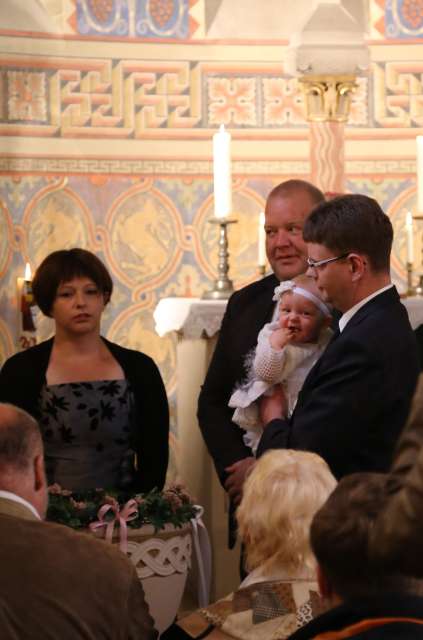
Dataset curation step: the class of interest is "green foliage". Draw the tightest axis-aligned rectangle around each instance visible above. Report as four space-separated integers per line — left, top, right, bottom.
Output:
47 484 198 532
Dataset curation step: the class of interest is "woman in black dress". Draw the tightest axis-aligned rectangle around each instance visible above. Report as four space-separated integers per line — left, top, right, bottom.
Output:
0 249 169 492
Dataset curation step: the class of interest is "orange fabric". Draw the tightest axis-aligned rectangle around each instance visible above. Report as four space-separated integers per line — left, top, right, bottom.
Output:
314 616 423 639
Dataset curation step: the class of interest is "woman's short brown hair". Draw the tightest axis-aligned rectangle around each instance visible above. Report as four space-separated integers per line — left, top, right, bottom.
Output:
32 248 113 317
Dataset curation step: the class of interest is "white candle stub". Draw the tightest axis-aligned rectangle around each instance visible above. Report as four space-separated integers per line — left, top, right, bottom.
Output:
417 136 423 214
406 211 414 264
24 262 32 281
258 211 266 266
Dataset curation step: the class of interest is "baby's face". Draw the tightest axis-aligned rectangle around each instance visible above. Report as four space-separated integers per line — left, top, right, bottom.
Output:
278 291 324 343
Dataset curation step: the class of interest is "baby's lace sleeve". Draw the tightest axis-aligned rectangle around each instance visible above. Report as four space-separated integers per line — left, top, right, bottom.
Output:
253 322 287 384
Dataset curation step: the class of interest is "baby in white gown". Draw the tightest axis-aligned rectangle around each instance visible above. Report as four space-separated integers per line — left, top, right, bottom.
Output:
229 275 333 454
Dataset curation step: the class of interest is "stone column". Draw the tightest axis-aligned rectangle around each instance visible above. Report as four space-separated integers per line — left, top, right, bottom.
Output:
309 121 345 194
299 75 357 194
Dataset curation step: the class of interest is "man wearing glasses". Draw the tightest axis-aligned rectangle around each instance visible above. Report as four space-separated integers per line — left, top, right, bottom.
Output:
257 193 419 480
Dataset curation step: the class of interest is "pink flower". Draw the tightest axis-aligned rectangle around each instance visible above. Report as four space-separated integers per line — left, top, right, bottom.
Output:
164 491 183 511
48 483 63 495
70 498 87 510
166 483 192 504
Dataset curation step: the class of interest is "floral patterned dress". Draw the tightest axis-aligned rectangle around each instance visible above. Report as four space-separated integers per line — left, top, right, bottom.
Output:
39 379 135 491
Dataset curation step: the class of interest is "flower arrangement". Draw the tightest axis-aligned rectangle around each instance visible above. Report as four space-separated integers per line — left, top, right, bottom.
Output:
47 484 198 533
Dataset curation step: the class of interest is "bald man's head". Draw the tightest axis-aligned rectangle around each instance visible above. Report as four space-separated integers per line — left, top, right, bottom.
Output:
0 404 47 518
0 404 43 471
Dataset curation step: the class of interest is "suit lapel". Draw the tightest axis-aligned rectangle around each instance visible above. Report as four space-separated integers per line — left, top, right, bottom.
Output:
340 285 399 336
246 275 278 345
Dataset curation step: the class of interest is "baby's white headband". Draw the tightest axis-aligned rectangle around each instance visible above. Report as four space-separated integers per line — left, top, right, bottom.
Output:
273 281 332 317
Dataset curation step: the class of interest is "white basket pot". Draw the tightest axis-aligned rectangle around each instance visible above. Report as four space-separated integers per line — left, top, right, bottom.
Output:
125 523 192 635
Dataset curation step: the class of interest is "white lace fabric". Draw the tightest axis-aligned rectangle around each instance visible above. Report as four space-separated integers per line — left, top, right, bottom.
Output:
229 324 332 454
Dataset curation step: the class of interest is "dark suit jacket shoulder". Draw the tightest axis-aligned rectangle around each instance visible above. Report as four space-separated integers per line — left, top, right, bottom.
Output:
197 274 278 482
0 338 169 492
258 287 419 479
0 499 157 639
370 373 423 575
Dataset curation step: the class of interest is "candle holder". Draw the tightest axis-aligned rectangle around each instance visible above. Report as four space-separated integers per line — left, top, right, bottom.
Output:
202 217 238 300
416 275 423 296
17 269 37 350
406 261 416 296
257 265 266 278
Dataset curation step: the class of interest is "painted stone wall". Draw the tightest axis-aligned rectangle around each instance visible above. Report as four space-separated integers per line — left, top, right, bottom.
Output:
1 0 422 479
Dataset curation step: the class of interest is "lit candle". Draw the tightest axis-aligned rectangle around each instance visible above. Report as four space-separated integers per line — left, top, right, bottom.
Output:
213 124 232 219
258 211 266 266
24 262 32 282
406 211 414 264
17 262 36 337
418 136 423 214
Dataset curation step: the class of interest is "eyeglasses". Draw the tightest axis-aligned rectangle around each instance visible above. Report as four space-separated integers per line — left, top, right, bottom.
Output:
307 253 350 270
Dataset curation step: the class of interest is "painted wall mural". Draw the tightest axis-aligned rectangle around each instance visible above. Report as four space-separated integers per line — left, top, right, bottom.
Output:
1 0 423 480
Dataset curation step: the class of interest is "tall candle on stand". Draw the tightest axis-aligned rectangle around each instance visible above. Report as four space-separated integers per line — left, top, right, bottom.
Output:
213 124 232 218
17 262 37 348
258 211 266 266
418 136 423 214
406 211 414 264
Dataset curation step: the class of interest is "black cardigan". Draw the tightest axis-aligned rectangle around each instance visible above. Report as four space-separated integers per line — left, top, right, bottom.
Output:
0 337 169 492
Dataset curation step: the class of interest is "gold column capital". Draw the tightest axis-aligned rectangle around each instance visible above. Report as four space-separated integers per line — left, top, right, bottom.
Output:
298 75 358 123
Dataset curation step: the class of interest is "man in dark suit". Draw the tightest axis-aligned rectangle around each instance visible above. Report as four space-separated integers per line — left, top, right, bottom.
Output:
0 403 157 640
258 194 419 479
197 179 325 510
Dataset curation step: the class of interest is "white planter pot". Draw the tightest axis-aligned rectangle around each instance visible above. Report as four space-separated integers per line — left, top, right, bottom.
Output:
94 523 192 636
90 507 211 636
127 523 192 635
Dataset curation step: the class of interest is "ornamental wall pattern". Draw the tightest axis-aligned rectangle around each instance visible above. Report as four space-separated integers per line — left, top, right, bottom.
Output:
1 0 423 480
3 58 423 133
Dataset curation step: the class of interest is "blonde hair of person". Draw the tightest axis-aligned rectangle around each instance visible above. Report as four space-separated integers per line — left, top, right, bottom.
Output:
237 449 337 577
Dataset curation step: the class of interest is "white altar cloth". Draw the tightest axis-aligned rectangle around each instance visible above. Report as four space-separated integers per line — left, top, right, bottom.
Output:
154 295 423 338
401 296 423 330
154 297 227 339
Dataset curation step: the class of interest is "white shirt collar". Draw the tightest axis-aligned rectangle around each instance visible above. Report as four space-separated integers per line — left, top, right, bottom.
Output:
339 284 393 333
0 490 41 520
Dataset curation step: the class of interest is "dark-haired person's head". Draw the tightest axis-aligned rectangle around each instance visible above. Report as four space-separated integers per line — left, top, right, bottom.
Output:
304 195 393 312
264 180 325 281
0 404 47 519
32 249 113 317
311 473 419 604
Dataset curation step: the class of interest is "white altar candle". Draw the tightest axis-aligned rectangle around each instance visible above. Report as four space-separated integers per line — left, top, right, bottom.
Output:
24 262 32 281
406 211 414 264
418 136 423 214
258 211 266 266
213 124 231 219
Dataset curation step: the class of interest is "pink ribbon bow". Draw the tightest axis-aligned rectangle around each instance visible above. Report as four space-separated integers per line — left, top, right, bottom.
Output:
89 499 138 553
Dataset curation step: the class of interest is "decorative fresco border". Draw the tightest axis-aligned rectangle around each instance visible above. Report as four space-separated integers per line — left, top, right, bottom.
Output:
0 156 417 176
1 54 423 136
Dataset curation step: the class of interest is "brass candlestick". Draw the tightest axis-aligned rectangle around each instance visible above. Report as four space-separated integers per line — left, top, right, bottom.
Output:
203 217 237 300
257 264 266 278
407 261 416 296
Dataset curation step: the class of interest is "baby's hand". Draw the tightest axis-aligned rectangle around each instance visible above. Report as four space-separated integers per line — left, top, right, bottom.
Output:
269 327 293 350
